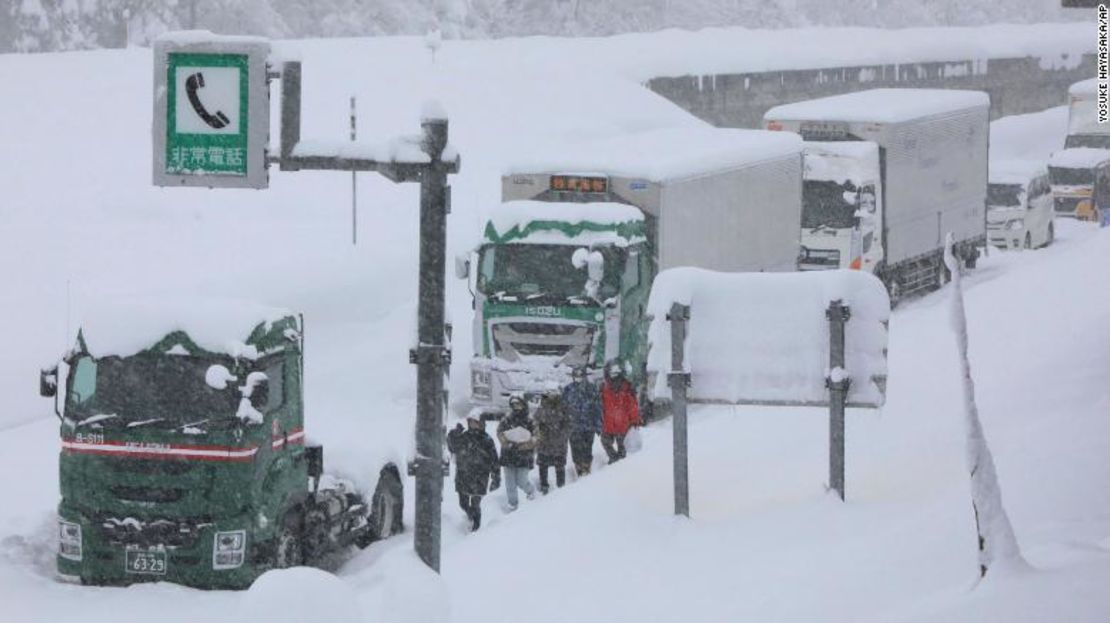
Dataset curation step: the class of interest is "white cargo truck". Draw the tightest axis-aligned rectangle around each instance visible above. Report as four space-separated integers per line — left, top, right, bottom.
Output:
456 127 804 410
1064 79 1110 150
764 88 990 300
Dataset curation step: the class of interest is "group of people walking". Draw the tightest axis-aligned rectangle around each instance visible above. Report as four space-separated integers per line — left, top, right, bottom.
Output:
446 360 643 531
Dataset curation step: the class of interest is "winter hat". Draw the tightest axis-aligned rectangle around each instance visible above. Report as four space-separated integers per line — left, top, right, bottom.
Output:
571 366 587 379
606 360 624 379
543 381 561 395
508 394 527 410
466 409 483 423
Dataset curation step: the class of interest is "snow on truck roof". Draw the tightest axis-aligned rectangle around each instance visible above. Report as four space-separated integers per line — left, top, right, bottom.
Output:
1048 147 1110 170
1070 78 1097 97
989 159 1047 185
75 298 297 360
484 201 646 245
504 127 802 182
764 89 990 124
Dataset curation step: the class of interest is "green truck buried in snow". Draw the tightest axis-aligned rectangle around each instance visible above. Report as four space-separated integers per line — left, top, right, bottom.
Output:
456 127 805 412
39 301 403 589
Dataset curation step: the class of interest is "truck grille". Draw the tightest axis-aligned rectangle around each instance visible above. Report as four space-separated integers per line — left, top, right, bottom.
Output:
800 247 840 271
96 515 213 548
492 322 595 366
110 485 185 503
107 458 194 476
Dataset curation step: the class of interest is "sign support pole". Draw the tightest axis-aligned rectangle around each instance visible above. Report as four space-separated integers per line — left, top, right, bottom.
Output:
667 303 691 518
411 118 450 572
826 300 851 501
271 61 458 572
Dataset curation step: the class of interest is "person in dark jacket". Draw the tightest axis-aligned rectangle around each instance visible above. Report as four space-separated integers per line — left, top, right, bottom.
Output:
534 383 571 494
600 359 642 464
447 412 500 531
562 365 602 476
496 394 537 511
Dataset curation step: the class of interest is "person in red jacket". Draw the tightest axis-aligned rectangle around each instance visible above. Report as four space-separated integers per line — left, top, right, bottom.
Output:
600 359 642 463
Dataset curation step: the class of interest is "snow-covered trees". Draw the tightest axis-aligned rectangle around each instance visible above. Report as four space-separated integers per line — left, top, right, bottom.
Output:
0 0 1083 53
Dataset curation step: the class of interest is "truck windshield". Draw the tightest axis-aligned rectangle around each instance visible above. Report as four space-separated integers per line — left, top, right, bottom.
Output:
1049 166 1094 186
477 244 624 301
67 354 240 425
987 183 1023 207
802 180 858 229
1064 135 1110 149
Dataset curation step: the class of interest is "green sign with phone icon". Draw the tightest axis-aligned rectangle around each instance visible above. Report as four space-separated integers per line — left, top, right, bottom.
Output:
153 35 269 189
165 53 249 176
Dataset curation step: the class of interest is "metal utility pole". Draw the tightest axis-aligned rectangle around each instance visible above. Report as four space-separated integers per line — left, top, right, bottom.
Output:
825 300 851 501
411 117 450 572
273 61 459 572
667 303 691 518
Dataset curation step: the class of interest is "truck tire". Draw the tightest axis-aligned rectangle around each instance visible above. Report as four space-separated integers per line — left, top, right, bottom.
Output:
370 465 404 541
274 512 304 568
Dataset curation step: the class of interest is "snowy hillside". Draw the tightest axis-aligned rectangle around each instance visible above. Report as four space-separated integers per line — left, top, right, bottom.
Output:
2 28 1110 622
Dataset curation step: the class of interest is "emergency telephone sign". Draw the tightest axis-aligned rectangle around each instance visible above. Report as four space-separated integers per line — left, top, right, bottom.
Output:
152 34 270 189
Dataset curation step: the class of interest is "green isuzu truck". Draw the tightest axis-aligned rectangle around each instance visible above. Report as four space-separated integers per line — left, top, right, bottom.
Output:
456 127 805 412
39 302 403 589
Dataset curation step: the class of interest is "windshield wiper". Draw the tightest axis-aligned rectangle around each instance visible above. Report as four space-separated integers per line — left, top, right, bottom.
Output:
76 413 120 428
126 418 168 429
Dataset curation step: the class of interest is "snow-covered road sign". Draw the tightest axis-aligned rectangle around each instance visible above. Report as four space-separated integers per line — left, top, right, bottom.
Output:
646 268 890 408
152 33 270 189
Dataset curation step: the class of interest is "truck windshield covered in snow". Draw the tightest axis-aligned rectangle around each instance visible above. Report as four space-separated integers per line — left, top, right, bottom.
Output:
987 183 1023 207
802 179 858 229
476 243 624 301
66 353 243 426
1064 134 1110 149
1048 166 1094 186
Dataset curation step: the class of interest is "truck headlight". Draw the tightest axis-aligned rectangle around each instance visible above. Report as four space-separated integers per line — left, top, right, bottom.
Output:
1007 219 1024 231
213 530 245 570
59 520 82 561
471 368 492 399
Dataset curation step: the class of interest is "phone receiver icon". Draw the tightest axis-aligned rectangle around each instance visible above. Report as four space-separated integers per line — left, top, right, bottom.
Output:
184 72 230 130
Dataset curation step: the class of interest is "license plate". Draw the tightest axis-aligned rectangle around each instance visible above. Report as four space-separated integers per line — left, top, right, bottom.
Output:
125 549 167 575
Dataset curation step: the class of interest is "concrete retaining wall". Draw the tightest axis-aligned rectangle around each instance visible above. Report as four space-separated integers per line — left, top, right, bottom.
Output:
647 54 1096 128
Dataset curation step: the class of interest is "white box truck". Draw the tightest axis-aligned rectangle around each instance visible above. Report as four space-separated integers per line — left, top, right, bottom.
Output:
455 126 804 410
1064 78 1110 150
1049 79 1110 221
764 88 990 300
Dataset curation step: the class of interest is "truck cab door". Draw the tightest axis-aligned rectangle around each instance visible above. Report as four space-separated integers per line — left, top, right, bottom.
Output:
858 183 881 271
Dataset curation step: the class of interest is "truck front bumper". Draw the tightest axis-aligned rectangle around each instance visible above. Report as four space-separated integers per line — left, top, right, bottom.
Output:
987 226 1023 250
469 357 576 409
57 502 265 590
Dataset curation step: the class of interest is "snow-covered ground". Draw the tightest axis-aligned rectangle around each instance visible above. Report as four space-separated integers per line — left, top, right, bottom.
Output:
2 26 1109 622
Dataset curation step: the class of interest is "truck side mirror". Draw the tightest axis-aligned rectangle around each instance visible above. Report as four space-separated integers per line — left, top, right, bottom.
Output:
454 253 470 280
40 366 58 398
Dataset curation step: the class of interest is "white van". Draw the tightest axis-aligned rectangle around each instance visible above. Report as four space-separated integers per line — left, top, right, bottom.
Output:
988 160 1055 250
